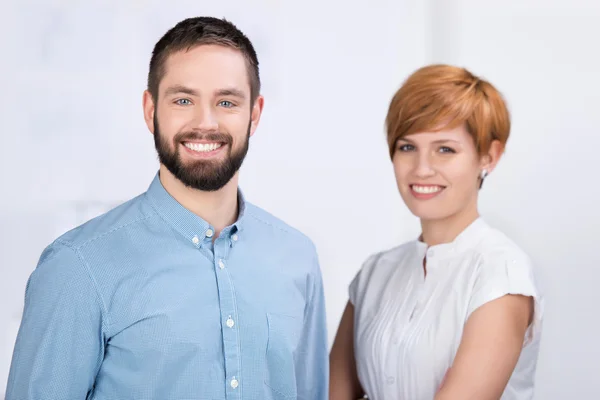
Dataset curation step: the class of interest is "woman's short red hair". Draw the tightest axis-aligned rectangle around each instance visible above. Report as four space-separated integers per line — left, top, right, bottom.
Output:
385 64 511 158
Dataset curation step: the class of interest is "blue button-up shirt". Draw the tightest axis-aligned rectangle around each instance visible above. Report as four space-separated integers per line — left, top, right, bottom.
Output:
6 174 329 400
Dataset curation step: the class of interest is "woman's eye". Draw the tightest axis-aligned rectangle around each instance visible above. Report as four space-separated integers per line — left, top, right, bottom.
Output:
439 146 456 154
398 144 415 151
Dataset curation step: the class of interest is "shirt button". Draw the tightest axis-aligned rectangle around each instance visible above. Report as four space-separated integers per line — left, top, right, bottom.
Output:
205 229 214 238
218 259 225 269
230 378 239 389
192 236 199 245
386 376 395 385
232 233 238 242
226 317 235 328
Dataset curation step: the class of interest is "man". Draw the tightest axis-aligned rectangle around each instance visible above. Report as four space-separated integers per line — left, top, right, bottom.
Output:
6 16 328 400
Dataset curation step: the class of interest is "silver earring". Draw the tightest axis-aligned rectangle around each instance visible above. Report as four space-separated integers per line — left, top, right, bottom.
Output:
479 169 488 189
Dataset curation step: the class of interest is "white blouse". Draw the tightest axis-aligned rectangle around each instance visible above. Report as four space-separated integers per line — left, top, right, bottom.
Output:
349 218 544 400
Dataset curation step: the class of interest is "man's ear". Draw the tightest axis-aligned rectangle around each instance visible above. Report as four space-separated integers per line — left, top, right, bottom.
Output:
142 90 156 134
249 95 265 137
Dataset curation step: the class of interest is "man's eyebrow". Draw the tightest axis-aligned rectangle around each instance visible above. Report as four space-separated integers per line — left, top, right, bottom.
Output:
164 85 199 97
215 88 246 99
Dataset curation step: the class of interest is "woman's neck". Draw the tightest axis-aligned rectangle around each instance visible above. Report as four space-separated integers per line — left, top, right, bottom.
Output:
420 207 480 247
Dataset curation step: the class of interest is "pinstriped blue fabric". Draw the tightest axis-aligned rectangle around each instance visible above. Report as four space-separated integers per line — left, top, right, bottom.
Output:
6 173 328 400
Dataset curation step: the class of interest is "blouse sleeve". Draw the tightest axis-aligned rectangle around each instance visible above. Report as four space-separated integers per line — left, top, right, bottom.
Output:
466 250 544 346
348 252 381 307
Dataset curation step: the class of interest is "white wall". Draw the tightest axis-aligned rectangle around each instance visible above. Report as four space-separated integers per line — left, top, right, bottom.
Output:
1 0 598 398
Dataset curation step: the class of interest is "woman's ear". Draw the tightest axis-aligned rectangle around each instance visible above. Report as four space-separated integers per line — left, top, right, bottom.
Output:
478 140 505 189
480 139 505 174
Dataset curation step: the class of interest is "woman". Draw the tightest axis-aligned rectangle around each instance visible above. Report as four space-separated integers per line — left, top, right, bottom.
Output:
329 65 544 400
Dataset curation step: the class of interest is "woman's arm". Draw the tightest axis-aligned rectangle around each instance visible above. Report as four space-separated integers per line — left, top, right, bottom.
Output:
329 301 365 400
435 294 534 400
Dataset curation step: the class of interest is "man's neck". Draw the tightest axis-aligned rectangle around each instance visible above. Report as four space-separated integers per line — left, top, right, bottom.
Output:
158 165 240 236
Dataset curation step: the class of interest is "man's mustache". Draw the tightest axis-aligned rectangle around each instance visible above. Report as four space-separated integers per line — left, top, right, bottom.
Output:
174 131 232 144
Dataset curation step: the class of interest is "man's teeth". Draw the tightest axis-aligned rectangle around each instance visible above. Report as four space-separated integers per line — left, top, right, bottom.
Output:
412 185 443 194
184 142 222 152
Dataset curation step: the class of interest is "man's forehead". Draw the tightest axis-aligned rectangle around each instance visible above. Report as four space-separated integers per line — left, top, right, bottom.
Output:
165 45 246 71
160 46 251 95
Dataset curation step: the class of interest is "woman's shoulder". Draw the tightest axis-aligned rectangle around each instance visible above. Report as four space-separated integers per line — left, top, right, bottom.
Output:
474 222 536 273
348 240 417 306
467 221 544 345
362 240 418 275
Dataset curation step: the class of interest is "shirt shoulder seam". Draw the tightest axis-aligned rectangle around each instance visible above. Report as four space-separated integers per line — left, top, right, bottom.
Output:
54 239 113 330
67 214 155 250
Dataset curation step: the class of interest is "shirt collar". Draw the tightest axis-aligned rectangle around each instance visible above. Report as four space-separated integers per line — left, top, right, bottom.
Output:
145 172 247 246
415 217 488 260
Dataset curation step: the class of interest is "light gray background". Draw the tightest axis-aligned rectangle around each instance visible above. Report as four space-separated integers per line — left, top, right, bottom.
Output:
1 0 598 398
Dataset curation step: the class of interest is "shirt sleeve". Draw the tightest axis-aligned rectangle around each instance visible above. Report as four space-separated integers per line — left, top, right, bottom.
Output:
466 250 544 346
294 245 329 400
349 252 381 307
6 241 108 400
348 269 361 306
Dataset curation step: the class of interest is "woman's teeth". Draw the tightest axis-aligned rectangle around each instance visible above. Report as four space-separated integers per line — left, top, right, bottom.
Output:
411 185 443 194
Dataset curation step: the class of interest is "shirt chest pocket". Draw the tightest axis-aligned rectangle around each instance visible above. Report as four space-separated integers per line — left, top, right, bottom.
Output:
264 311 304 399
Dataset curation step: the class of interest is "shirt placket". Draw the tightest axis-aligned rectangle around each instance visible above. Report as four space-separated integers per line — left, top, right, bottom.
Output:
387 263 425 395
211 231 241 399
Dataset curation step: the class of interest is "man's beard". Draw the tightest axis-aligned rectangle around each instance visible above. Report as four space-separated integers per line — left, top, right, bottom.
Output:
153 114 250 192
